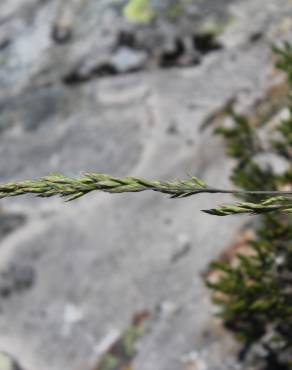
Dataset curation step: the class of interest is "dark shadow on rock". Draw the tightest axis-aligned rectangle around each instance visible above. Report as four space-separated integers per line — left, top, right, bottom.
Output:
117 31 137 49
159 38 186 67
193 32 223 55
0 87 69 133
51 24 73 44
0 262 35 299
63 63 118 85
62 30 225 85
0 37 10 51
238 343 291 370
0 213 26 242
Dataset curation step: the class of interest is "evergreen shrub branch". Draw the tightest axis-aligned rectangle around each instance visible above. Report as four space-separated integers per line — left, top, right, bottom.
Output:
206 43 292 368
0 173 292 216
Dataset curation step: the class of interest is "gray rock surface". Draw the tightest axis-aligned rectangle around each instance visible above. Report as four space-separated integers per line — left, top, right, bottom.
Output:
0 1 291 370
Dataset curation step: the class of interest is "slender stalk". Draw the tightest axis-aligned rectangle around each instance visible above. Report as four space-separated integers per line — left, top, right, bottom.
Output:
207 189 292 196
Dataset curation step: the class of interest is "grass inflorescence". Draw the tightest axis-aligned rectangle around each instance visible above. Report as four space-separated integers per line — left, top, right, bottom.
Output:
0 173 292 216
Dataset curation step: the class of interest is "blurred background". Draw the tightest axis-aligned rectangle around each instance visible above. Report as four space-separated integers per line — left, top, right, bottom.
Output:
0 1 291 370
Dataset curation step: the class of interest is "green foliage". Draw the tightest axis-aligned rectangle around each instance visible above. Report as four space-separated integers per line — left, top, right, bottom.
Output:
123 0 196 23
166 2 184 19
123 0 156 23
200 15 235 37
96 312 149 370
207 45 292 368
274 43 292 83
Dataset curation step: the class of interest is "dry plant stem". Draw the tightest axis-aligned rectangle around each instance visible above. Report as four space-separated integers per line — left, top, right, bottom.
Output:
0 173 292 216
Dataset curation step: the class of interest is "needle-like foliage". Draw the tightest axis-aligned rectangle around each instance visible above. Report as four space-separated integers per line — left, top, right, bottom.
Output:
207 45 292 369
